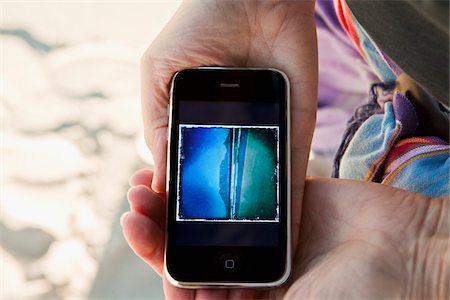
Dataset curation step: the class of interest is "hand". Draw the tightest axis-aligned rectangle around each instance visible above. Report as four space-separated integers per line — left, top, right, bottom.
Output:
140 0 318 256
123 170 449 299
135 0 317 296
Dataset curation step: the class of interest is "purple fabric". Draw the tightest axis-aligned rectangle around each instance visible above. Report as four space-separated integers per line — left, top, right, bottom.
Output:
369 92 419 181
392 92 418 138
313 0 376 156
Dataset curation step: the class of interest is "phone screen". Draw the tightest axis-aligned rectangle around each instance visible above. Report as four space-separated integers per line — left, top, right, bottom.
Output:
166 68 289 285
176 104 280 247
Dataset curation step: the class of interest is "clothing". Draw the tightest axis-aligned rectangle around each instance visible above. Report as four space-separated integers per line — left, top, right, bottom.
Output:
346 0 449 109
314 0 449 197
335 0 449 140
339 90 449 198
313 0 376 156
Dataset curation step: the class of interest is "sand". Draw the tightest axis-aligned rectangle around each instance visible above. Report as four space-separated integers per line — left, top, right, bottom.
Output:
1 3 180 299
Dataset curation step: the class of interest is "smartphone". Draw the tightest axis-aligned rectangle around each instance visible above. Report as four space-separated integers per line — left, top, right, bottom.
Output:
165 67 291 288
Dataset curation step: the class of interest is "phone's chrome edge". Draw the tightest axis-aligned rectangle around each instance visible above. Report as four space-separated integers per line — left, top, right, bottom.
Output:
165 70 178 287
164 66 292 289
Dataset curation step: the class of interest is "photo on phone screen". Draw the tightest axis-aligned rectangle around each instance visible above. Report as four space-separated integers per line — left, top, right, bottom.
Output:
177 125 279 222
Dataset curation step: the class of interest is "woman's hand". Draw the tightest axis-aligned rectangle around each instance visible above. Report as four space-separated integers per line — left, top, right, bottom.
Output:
123 170 449 299
140 1 318 258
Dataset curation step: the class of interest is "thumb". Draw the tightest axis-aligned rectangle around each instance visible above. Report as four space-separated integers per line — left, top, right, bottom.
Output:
150 129 168 193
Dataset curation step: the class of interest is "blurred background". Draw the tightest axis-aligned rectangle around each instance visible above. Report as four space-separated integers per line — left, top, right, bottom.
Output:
1 2 335 299
1 2 183 299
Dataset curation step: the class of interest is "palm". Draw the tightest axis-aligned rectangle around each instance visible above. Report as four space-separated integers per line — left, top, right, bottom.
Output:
124 168 437 299
287 178 422 299
140 4 316 296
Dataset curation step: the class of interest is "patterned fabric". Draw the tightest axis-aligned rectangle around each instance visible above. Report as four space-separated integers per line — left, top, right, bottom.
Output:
329 0 450 198
331 82 393 178
339 92 449 198
334 0 400 82
383 137 449 178
312 0 376 156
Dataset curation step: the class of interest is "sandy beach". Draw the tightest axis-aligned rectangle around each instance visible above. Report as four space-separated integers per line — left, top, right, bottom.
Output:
1 3 181 299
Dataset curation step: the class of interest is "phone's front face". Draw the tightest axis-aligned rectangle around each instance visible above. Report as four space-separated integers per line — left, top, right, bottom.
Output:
166 68 290 287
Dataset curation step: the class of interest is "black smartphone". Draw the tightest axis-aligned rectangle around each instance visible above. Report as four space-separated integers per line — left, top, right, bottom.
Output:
165 67 290 287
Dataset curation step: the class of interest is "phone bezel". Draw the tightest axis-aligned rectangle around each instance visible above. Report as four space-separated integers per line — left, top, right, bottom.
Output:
165 67 291 288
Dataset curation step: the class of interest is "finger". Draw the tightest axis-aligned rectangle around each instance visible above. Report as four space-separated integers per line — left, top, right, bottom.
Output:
228 289 255 300
121 211 165 276
162 277 231 300
140 48 171 194
141 27 182 195
194 289 255 300
129 169 154 188
150 136 168 193
163 275 194 300
195 289 228 300
127 185 166 229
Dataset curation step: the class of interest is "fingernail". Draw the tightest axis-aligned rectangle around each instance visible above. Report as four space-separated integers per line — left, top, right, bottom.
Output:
120 212 130 227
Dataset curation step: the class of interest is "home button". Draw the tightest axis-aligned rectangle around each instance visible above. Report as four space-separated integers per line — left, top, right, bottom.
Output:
220 253 238 271
224 259 235 269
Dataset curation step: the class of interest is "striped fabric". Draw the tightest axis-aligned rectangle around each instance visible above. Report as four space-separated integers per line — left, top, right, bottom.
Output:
334 0 400 82
383 137 450 185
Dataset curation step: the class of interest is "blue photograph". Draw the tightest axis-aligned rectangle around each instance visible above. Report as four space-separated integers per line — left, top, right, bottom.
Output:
177 125 279 221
